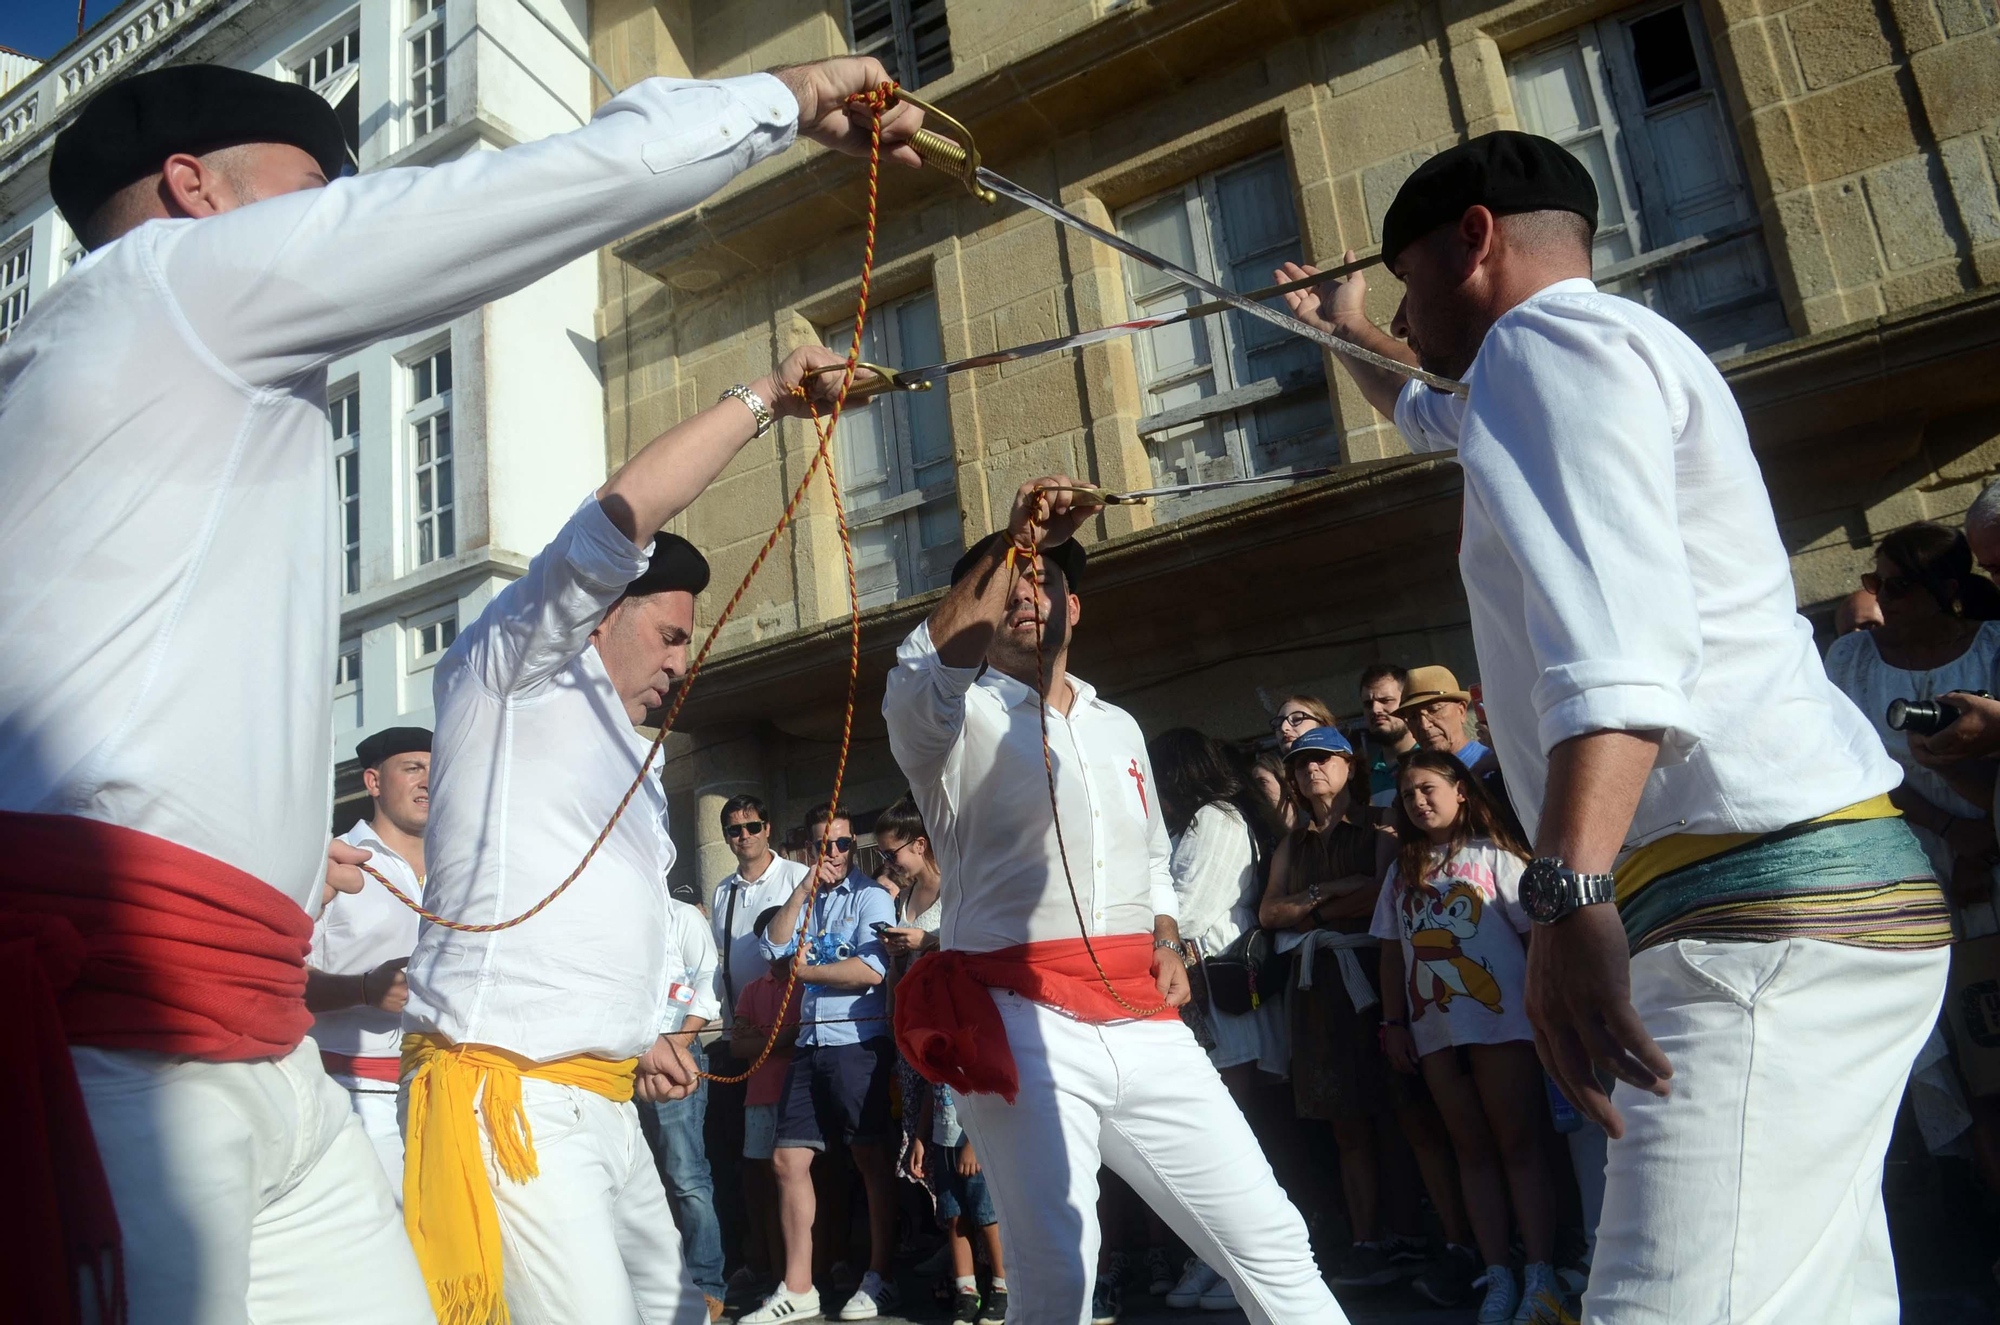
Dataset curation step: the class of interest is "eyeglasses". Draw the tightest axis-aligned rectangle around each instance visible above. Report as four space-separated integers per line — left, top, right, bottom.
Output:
722 821 767 839
1860 571 1920 600
1271 710 1318 732
814 836 856 854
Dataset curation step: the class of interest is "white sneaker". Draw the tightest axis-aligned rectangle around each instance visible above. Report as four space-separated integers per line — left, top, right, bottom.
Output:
1514 1262 1560 1323
1165 1259 1219 1309
741 1285 822 1323
838 1271 900 1320
1476 1265 1519 1324
1196 1276 1238 1311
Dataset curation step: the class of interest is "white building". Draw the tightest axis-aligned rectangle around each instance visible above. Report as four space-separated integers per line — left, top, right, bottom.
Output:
0 0 611 828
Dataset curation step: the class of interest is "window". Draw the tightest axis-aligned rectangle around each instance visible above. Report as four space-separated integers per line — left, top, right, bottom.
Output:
0 235 30 345
1116 153 1334 516
847 0 952 88
333 641 362 731
406 0 447 140
410 612 457 669
826 291 960 608
405 345 454 565
294 23 362 155
1509 0 1786 354
330 389 362 594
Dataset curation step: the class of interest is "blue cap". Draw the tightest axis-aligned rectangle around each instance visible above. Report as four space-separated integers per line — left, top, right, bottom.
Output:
1283 726 1353 760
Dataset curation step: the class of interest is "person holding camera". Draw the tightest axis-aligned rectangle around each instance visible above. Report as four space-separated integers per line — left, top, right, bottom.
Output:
1826 522 2000 936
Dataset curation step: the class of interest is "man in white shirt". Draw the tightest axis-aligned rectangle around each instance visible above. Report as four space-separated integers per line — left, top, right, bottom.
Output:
1288 131 1951 1323
308 726 431 1199
0 54 916 1323
703 793 806 1293
400 345 844 1324
637 898 727 1320
883 491 1344 1325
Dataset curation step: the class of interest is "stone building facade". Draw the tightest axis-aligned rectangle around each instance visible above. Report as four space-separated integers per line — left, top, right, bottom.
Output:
592 0 2000 899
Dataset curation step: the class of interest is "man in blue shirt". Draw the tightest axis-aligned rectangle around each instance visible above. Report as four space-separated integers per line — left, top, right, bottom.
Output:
747 804 899 1323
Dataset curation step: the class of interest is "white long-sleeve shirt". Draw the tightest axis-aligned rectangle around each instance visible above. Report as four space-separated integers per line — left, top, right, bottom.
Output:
882 622 1178 954
404 498 677 1062
710 855 808 1027
662 898 722 1036
1169 803 1260 958
310 818 424 1067
0 73 799 913
1393 278 1899 847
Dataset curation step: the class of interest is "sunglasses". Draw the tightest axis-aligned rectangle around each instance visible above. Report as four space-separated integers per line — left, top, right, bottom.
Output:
1860 571 1920 600
815 836 857 854
722 821 768 839
1271 710 1318 732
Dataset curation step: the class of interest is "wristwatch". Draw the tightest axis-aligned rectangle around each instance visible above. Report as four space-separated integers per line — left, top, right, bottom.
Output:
1520 856 1617 925
1154 936 1193 968
1306 882 1324 905
720 383 773 437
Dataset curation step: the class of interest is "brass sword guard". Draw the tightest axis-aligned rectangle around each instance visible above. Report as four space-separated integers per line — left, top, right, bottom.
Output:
802 361 929 402
894 89 997 205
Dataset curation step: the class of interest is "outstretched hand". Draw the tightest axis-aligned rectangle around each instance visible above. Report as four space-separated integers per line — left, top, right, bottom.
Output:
1006 476 1103 552
1525 903 1672 1139
772 58 925 168
1277 253 1368 339
762 344 854 420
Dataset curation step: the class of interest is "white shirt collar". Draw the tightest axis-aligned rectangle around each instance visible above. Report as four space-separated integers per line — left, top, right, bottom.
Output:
980 665 1098 715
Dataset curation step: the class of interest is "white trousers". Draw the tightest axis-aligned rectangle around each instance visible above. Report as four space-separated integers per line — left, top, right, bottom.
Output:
955 989 1346 1325
74 1038 433 1325
333 1082 405 1205
1585 938 1948 1325
468 1076 707 1325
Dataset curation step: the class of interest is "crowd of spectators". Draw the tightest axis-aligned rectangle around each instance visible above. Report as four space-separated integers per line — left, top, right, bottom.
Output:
639 489 2000 1325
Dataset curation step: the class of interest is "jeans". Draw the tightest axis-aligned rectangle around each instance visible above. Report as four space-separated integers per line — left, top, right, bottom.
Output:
638 1041 726 1302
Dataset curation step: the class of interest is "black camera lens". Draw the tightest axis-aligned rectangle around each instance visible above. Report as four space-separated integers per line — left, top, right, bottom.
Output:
1886 697 1959 736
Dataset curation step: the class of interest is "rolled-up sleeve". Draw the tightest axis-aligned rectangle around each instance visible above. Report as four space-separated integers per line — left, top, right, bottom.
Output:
1466 304 1702 760
1394 379 1467 454
883 621 981 785
446 496 648 700
679 911 722 1024
852 886 897 978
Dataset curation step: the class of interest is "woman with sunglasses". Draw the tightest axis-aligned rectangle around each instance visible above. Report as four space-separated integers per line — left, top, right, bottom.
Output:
1269 694 1336 754
1826 521 2000 933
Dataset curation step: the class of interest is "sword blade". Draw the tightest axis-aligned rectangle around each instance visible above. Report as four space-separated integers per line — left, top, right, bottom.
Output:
1100 467 1343 503
975 167 1466 397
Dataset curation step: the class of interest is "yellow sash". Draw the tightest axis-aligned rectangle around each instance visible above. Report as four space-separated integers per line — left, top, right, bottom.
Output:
400 1032 638 1325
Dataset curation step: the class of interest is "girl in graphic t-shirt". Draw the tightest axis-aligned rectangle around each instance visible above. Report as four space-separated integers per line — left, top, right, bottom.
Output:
1370 750 1559 1324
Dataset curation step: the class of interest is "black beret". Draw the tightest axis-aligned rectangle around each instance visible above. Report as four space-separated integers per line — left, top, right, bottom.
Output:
625 532 711 598
1380 131 1598 271
356 726 431 769
52 64 352 234
950 531 1085 595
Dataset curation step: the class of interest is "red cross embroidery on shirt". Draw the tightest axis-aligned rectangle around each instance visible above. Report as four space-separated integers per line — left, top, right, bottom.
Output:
1128 759 1148 816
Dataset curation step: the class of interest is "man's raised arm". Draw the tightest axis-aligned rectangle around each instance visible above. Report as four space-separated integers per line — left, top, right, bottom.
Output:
162 58 921 387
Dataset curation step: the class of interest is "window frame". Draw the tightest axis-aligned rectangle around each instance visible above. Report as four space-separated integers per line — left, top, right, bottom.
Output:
1507 0 1786 354
405 0 448 142
1114 151 1337 517
0 230 32 345
402 341 455 569
330 384 362 595
846 0 953 89
407 606 458 673
824 288 961 607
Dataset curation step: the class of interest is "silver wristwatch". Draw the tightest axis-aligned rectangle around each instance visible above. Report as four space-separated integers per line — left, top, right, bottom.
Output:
720 383 773 437
1154 936 1193 968
1520 856 1617 925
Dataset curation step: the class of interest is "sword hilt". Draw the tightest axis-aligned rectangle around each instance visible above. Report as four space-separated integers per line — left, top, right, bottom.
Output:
893 90 997 205
802 361 926 402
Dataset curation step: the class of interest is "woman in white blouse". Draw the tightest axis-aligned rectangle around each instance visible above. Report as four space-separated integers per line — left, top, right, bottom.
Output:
1825 521 2000 936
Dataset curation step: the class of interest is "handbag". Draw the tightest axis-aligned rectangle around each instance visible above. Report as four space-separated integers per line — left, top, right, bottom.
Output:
1203 925 1285 1016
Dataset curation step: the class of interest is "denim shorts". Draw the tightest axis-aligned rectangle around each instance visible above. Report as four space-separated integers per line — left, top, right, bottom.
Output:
928 1141 998 1227
773 1038 895 1152
743 1102 778 1161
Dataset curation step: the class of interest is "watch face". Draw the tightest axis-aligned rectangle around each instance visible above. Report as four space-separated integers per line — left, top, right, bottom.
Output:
1521 858 1568 925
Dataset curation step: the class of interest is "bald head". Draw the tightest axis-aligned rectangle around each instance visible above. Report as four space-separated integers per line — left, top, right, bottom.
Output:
1835 588 1884 637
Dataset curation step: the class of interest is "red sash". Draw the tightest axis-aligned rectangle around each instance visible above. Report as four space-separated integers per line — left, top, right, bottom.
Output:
893 934 1177 1104
321 1052 402 1084
0 811 315 1325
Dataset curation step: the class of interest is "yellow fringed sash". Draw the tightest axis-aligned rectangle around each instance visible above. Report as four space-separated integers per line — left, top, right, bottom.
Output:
400 1032 637 1325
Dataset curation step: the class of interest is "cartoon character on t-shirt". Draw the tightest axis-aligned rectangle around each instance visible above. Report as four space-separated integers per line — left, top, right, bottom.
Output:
1404 879 1505 1019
